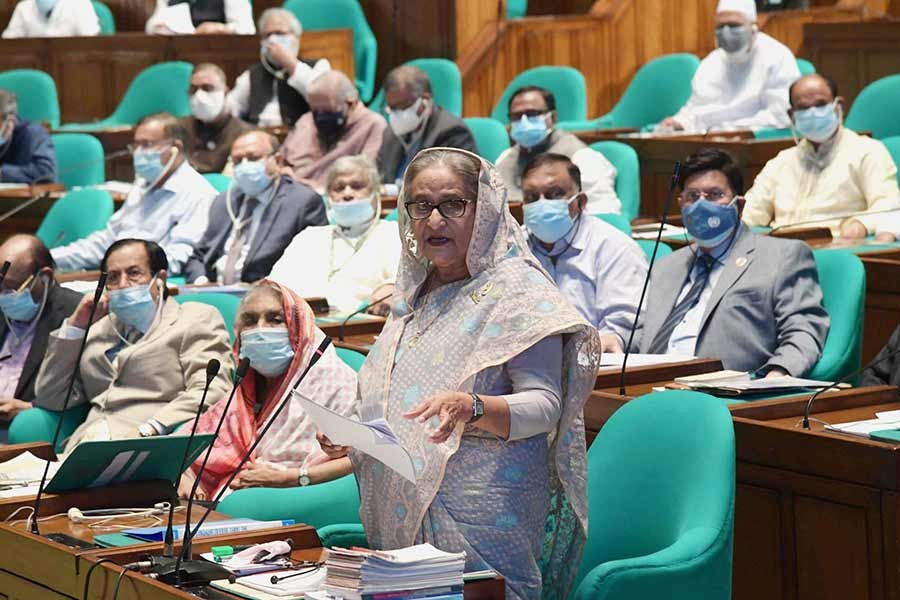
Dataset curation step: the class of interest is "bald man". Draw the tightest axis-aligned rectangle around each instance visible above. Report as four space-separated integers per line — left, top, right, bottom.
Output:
743 73 900 240
0 235 80 439
281 70 386 193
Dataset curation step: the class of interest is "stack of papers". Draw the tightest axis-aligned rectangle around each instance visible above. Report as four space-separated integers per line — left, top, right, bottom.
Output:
826 409 900 439
213 567 326 598
671 371 847 397
631 223 687 240
598 353 696 369
324 544 465 600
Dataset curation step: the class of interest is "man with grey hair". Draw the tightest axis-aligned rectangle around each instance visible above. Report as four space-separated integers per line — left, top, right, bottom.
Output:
179 63 251 173
281 70 386 193
227 7 331 127
376 65 476 185
0 89 56 184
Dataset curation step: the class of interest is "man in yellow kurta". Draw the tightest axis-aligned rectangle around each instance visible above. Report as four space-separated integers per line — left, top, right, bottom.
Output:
742 73 900 241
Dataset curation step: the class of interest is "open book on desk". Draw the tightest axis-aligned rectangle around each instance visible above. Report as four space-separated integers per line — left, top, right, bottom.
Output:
670 371 849 397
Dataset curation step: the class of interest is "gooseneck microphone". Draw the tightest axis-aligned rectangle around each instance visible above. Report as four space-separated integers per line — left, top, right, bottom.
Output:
31 271 108 535
337 293 392 342
162 358 221 559
803 345 900 429
0 261 12 287
0 192 50 227
619 162 682 396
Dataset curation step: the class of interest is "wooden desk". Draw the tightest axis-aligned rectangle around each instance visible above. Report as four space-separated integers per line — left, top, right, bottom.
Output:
861 257 900 364
0 183 66 242
335 333 379 355
317 314 386 340
571 127 640 144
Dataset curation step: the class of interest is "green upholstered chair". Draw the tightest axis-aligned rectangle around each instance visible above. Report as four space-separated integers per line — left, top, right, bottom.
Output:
59 61 193 130
881 136 900 184
8 404 90 452
463 117 510 163
175 292 240 341
506 0 527 18
560 53 700 132
590 141 640 221
383 207 398 222
0 69 60 129
595 212 631 235
202 173 232 193
807 250 864 381
845 74 900 140
282 0 377 102
49 133 105 189
368 58 462 118
335 346 366 372
753 127 792 140
36 188 113 249
573 390 735 600
92 0 116 34
216 474 362 530
635 238 673 261
490 66 587 125
796 58 816 75
317 522 368 548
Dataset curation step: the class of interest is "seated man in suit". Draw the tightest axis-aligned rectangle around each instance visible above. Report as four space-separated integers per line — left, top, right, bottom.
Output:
34 239 233 451
521 153 647 354
0 235 81 441
376 65 476 185
51 112 217 274
227 8 330 128
178 63 251 174
495 85 620 214
635 148 830 376
184 130 327 284
862 325 900 390
3 0 100 37
0 89 56 184
146 0 254 34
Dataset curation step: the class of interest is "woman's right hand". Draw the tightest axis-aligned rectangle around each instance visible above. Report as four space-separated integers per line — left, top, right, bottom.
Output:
317 431 350 459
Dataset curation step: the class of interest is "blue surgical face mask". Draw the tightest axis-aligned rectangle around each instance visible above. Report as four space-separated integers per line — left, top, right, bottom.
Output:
523 195 577 244
330 196 376 228
133 149 164 184
793 101 840 144
239 327 294 378
681 197 740 248
233 159 272 197
510 115 550 149
0 276 42 322
108 279 158 333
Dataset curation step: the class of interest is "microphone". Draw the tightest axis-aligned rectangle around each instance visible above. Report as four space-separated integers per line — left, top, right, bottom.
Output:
769 206 900 235
337 293 392 342
31 271 108 535
619 162 682 395
162 358 221 559
0 192 50 227
0 261 12 288
802 345 900 429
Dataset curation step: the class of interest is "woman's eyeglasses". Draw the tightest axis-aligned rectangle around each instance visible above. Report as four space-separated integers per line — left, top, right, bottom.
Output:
404 198 472 220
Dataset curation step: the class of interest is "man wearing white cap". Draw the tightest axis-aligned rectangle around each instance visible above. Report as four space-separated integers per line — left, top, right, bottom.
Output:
658 0 799 133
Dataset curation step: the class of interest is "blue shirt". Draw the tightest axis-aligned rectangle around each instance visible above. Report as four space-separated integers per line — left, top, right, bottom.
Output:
0 116 56 184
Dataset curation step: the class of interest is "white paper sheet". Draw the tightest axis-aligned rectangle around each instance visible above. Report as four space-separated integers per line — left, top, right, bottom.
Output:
598 353 696 368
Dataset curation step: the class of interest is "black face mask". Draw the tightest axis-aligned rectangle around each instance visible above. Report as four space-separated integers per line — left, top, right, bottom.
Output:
313 110 346 138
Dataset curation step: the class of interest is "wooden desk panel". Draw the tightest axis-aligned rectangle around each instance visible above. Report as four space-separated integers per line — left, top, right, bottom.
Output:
862 258 900 364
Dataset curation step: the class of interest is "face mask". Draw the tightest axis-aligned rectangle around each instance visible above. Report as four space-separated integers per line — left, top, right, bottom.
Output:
793 101 840 143
36 0 57 14
0 277 41 322
313 110 346 138
524 196 577 244
240 327 294 378
108 280 157 333
388 97 425 137
233 159 272 197
133 149 164 184
510 115 550 149
715 24 752 54
190 89 226 122
261 34 299 61
331 196 376 228
681 198 740 248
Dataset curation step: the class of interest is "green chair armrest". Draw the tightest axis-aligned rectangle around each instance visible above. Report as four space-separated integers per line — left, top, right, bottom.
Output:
8 405 90 452
317 523 368 549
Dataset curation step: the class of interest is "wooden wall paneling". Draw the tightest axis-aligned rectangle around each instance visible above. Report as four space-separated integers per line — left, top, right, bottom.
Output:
733 482 787 600
454 0 504 58
100 0 154 32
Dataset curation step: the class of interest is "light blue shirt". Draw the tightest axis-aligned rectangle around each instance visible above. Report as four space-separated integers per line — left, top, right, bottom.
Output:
51 161 217 274
529 215 648 344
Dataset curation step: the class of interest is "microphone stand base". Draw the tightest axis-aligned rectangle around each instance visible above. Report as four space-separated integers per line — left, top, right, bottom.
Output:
148 556 234 587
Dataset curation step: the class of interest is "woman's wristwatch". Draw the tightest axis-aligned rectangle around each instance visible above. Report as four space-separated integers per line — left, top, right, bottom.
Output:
468 393 484 423
297 467 311 487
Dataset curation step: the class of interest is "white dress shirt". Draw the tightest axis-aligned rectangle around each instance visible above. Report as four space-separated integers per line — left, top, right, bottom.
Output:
145 0 254 34
2 0 99 37
211 183 276 279
227 59 331 127
269 219 401 314
671 32 799 132
51 161 217 274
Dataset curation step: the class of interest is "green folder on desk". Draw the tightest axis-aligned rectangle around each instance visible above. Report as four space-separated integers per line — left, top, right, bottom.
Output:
44 434 213 494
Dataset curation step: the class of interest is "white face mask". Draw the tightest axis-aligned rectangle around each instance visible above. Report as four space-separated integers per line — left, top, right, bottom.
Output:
388 97 425 137
262 34 300 62
190 89 226 122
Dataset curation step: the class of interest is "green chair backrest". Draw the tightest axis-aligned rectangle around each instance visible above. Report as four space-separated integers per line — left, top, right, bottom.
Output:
92 0 116 34
203 173 232 193
590 141 640 221
335 346 366 372
36 188 114 248
574 390 735 596
796 58 816 75
384 207 398 222
604 53 700 130
368 58 462 118
50 133 105 189
282 0 377 102
845 74 900 140
808 250 864 381
0 69 60 129
635 238 673 261
881 136 900 185
507 0 527 18
8 405 90 452
594 212 631 235
490 66 587 124
463 117 510 163
175 292 240 341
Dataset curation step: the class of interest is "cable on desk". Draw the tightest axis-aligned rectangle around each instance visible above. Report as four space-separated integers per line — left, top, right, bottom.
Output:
111 566 128 599
82 558 115 600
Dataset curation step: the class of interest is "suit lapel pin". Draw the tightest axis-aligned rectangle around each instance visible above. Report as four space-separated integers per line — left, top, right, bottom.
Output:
735 257 748 268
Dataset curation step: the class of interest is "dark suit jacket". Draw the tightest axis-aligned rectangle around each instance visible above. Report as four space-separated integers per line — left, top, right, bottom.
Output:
0 283 81 402
0 117 57 183
862 325 900 389
376 105 476 183
184 175 327 283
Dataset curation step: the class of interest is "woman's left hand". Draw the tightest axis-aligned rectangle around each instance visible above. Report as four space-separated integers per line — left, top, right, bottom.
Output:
229 461 291 489
404 392 473 444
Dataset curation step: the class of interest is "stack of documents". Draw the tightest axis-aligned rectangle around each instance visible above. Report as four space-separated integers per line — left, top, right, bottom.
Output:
670 371 847 397
324 544 465 600
631 223 687 240
826 409 900 439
